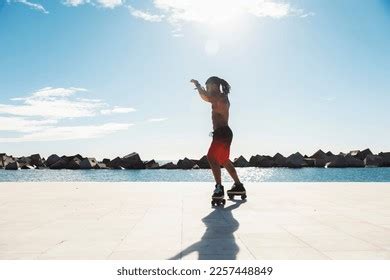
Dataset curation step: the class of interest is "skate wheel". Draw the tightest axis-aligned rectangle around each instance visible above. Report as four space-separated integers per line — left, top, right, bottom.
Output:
241 194 247 200
222 199 226 205
228 195 233 200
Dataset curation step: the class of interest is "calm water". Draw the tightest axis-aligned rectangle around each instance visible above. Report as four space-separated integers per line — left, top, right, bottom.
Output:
0 167 390 182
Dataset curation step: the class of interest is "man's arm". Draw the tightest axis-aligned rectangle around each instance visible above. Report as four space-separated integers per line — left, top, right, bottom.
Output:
190 79 212 102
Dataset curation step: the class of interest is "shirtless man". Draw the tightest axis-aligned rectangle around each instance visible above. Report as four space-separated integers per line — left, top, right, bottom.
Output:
190 76 246 201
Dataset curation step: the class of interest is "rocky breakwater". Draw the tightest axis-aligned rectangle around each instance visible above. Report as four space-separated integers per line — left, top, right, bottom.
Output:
1 148 390 171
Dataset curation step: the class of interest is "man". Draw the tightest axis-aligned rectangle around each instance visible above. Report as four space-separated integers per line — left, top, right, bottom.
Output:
190 76 246 201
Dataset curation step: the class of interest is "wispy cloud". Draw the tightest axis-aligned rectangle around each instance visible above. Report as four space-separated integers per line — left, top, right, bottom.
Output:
0 123 133 143
128 5 164 22
101 106 136 115
148 117 168 122
0 87 104 119
62 0 123 8
0 87 136 142
8 0 49 14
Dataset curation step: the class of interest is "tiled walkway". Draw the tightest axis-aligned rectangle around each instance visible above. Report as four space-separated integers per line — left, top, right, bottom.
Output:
1 182 390 260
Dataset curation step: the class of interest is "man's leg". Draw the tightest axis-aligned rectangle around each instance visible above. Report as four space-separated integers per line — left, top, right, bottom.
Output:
207 156 222 185
222 159 241 184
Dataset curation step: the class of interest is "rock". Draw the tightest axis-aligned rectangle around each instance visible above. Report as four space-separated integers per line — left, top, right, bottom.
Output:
249 155 274 167
349 149 373 161
286 152 305 168
96 162 108 169
122 153 145 169
364 155 383 167
233 155 250 167
310 149 333 167
325 155 364 168
144 160 159 169
46 154 61 166
30 154 44 167
66 158 81 170
345 154 364 167
303 158 316 167
17 156 31 165
195 155 209 169
311 149 327 159
273 153 287 167
50 159 68 169
5 161 19 170
62 154 84 163
378 152 390 167
80 158 98 169
102 158 111 165
159 162 178 169
192 164 200 169
177 157 196 169
107 157 124 169
20 164 35 169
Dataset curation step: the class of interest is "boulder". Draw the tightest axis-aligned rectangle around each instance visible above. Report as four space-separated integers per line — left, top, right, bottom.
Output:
160 162 178 169
50 159 68 169
364 154 383 167
20 164 35 170
5 161 19 170
233 155 250 167
192 164 200 169
326 151 334 157
66 158 81 170
102 158 111 165
177 157 196 169
345 154 364 167
96 162 108 169
249 155 274 167
303 158 316 167
30 154 44 167
325 155 347 168
286 152 305 168
378 152 390 167
62 154 84 163
80 158 98 169
46 154 61 167
325 154 364 168
197 155 210 169
107 157 124 169
310 149 327 159
273 153 287 167
17 156 31 165
122 153 145 169
144 160 159 169
349 149 373 161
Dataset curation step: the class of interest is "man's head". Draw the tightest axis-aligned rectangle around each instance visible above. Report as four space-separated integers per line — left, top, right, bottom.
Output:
205 76 231 95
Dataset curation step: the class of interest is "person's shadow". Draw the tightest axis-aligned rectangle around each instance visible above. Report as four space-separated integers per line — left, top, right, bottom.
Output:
168 199 246 260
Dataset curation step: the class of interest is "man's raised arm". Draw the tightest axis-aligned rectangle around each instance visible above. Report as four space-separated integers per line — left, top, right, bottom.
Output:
190 79 211 102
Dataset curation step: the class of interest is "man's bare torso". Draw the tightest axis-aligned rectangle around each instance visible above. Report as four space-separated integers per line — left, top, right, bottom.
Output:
211 94 230 130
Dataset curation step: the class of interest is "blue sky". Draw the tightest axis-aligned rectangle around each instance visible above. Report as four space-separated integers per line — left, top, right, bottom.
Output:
0 0 389 161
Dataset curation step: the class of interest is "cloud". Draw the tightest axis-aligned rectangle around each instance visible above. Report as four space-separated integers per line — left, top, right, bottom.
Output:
0 123 133 143
0 117 57 133
8 0 48 14
148 117 167 122
150 0 302 24
128 5 164 22
0 87 104 119
0 87 136 142
100 106 136 115
62 0 123 8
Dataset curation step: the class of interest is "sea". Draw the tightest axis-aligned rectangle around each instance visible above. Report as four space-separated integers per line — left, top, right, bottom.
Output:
1 167 390 182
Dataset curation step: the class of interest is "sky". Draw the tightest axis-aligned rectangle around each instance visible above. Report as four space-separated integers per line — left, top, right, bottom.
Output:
0 0 389 161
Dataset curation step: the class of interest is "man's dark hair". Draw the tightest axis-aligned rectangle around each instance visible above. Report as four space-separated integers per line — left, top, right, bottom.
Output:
206 76 231 95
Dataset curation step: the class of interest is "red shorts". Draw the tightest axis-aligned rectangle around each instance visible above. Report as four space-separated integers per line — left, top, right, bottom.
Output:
207 126 233 165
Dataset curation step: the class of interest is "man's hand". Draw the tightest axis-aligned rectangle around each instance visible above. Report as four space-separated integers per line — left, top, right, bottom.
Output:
190 79 200 89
